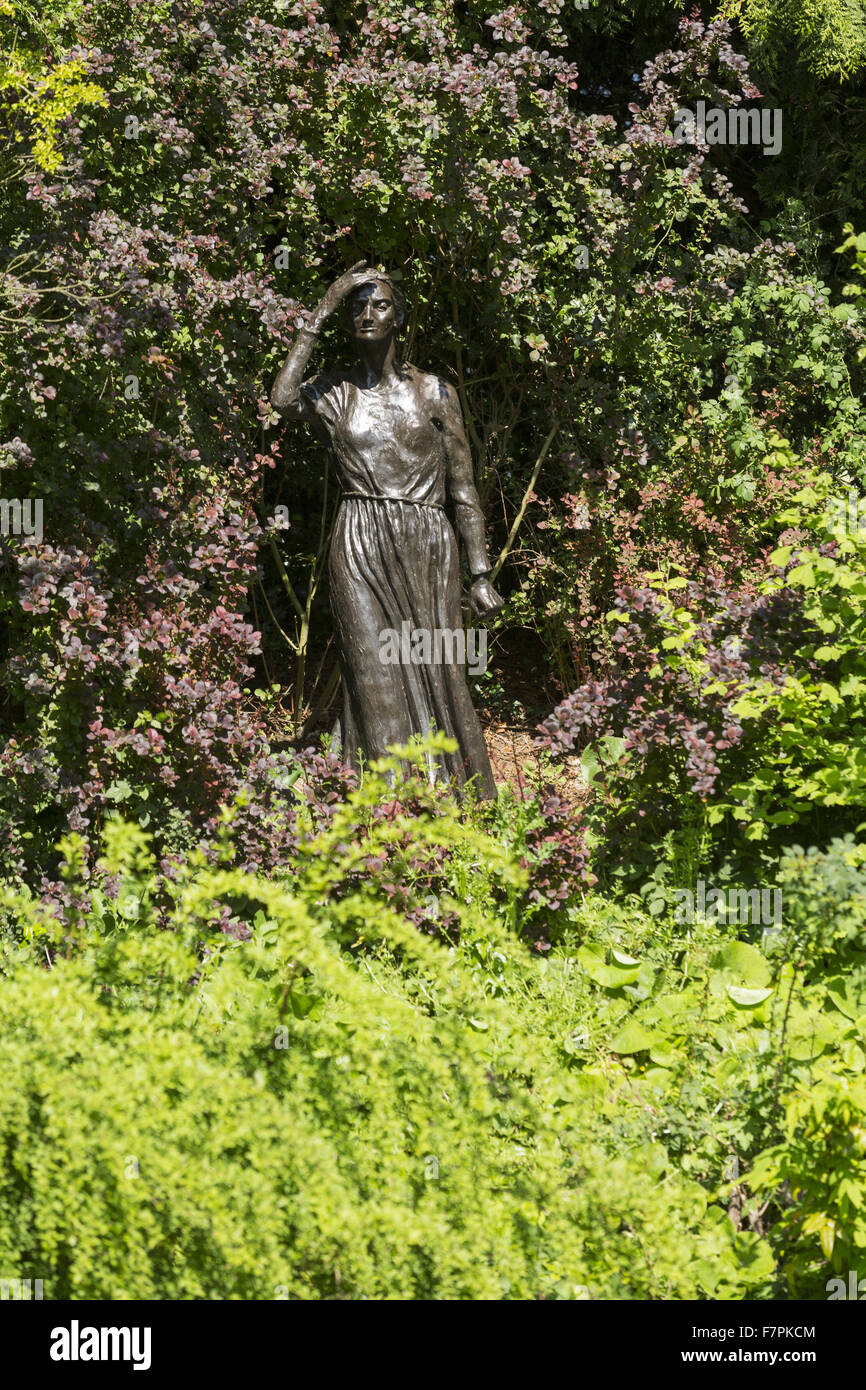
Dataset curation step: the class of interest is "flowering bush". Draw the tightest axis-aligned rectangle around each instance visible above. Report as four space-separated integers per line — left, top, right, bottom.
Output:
3 6 865 892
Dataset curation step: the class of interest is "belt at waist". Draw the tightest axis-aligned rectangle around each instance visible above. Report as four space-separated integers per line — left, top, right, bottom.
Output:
341 491 445 511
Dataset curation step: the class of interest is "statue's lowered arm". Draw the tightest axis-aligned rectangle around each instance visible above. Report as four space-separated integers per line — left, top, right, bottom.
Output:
439 381 504 618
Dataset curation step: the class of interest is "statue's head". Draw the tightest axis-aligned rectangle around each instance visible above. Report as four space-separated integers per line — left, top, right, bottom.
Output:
346 274 407 344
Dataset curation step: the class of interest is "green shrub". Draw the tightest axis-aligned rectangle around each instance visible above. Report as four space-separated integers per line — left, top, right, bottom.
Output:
749 1072 866 1295
0 759 772 1300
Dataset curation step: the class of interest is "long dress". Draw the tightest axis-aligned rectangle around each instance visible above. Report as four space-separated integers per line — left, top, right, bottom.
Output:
297 364 497 799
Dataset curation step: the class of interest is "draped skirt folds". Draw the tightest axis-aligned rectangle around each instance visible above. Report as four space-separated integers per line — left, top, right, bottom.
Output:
328 495 497 799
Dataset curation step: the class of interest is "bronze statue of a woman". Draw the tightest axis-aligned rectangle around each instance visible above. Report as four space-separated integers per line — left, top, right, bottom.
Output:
271 261 503 799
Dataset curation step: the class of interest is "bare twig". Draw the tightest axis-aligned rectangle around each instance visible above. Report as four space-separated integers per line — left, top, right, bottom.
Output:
490 418 559 584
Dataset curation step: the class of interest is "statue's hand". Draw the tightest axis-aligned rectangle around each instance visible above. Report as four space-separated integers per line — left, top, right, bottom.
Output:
311 261 374 329
469 575 505 618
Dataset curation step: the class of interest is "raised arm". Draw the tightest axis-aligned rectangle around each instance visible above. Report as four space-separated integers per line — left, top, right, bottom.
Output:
270 260 372 417
439 380 504 618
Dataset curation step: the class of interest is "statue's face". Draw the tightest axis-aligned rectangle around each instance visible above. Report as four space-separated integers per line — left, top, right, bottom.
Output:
348 282 397 342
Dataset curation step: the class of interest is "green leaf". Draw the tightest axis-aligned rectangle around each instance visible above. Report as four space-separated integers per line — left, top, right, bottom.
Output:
825 976 864 1021
787 562 816 587
610 1019 664 1054
711 941 772 987
726 985 773 1008
577 945 641 987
